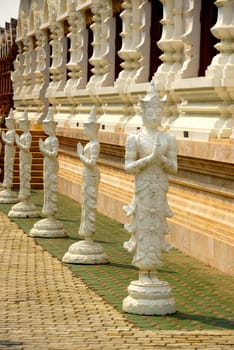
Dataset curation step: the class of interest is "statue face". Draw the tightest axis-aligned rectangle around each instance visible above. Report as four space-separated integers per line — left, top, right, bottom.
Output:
19 120 29 132
83 126 89 138
142 107 161 130
43 122 55 136
83 124 97 140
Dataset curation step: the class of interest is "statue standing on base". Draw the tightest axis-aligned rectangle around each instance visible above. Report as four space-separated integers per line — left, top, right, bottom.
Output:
122 80 177 315
30 108 66 238
63 106 108 264
0 109 18 203
8 111 39 217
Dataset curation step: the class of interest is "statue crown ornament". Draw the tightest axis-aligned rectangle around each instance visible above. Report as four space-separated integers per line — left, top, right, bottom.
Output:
84 106 100 130
139 79 165 116
43 107 56 125
6 108 14 121
19 110 29 124
5 108 15 128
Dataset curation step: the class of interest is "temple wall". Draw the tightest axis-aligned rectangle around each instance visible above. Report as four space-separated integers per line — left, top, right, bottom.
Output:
0 19 18 121
11 0 234 275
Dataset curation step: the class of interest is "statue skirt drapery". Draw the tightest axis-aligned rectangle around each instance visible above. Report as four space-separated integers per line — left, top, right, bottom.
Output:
125 176 170 271
79 168 100 238
42 157 59 217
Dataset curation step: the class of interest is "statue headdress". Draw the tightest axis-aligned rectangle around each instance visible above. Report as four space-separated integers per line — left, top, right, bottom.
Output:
139 79 165 115
43 107 56 125
5 108 15 128
19 110 30 124
6 108 14 121
84 106 100 130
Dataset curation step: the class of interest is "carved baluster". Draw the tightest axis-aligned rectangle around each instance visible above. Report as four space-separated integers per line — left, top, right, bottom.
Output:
34 29 50 95
115 0 148 90
87 0 113 92
21 36 35 95
18 10 35 96
206 0 234 138
178 0 201 78
47 19 67 93
12 50 24 98
156 0 183 90
32 3 49 98
65 4 86 92
206 0 234 83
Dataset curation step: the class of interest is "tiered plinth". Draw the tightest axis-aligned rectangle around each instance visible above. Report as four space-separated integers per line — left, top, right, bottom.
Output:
123 280 176 315
0 189 18 204
62 239 109 264
8 201 40 218
29 217 67 238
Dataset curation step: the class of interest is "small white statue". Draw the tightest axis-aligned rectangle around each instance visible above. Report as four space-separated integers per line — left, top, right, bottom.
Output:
8 111 39 217
0 109 18 203
122 80 177 315
30 108 66 237
77 107 101 240
63 106 108 264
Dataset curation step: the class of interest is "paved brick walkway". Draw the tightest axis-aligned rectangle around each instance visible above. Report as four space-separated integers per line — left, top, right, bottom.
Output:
0 212 233 349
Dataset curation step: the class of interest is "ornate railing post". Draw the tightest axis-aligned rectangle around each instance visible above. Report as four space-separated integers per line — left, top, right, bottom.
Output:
46 18 67 95
155 0 184 91
115 0 149 92
86 0 113 94
65 3 86 93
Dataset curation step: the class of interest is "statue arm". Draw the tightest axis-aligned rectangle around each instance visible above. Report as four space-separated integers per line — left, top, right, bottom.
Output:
161 135 177 175
1 131 6 143
2 131 15 145
80 142 100 167
41 137 59 158
125 134 152 174
16 133 31 152
47 138 59 158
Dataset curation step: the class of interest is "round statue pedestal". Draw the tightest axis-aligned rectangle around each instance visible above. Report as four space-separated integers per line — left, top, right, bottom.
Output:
8 201 40 218
123 280 176 315
0 189 18 204
29 217 67 238
62 239 109 264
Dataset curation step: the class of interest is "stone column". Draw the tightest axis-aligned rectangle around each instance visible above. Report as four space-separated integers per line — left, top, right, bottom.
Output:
86 0 114 93
46 19 67 95
65 3 87 93
21 35 36 96
115 0 150 92
154 0 184 128
206 0 234 138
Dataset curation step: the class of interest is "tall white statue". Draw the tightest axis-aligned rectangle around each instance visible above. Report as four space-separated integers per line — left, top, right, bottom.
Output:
30 108 66 237
8 111 39 217
122 80 177 315
0 109 18 203
63 106 108 264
